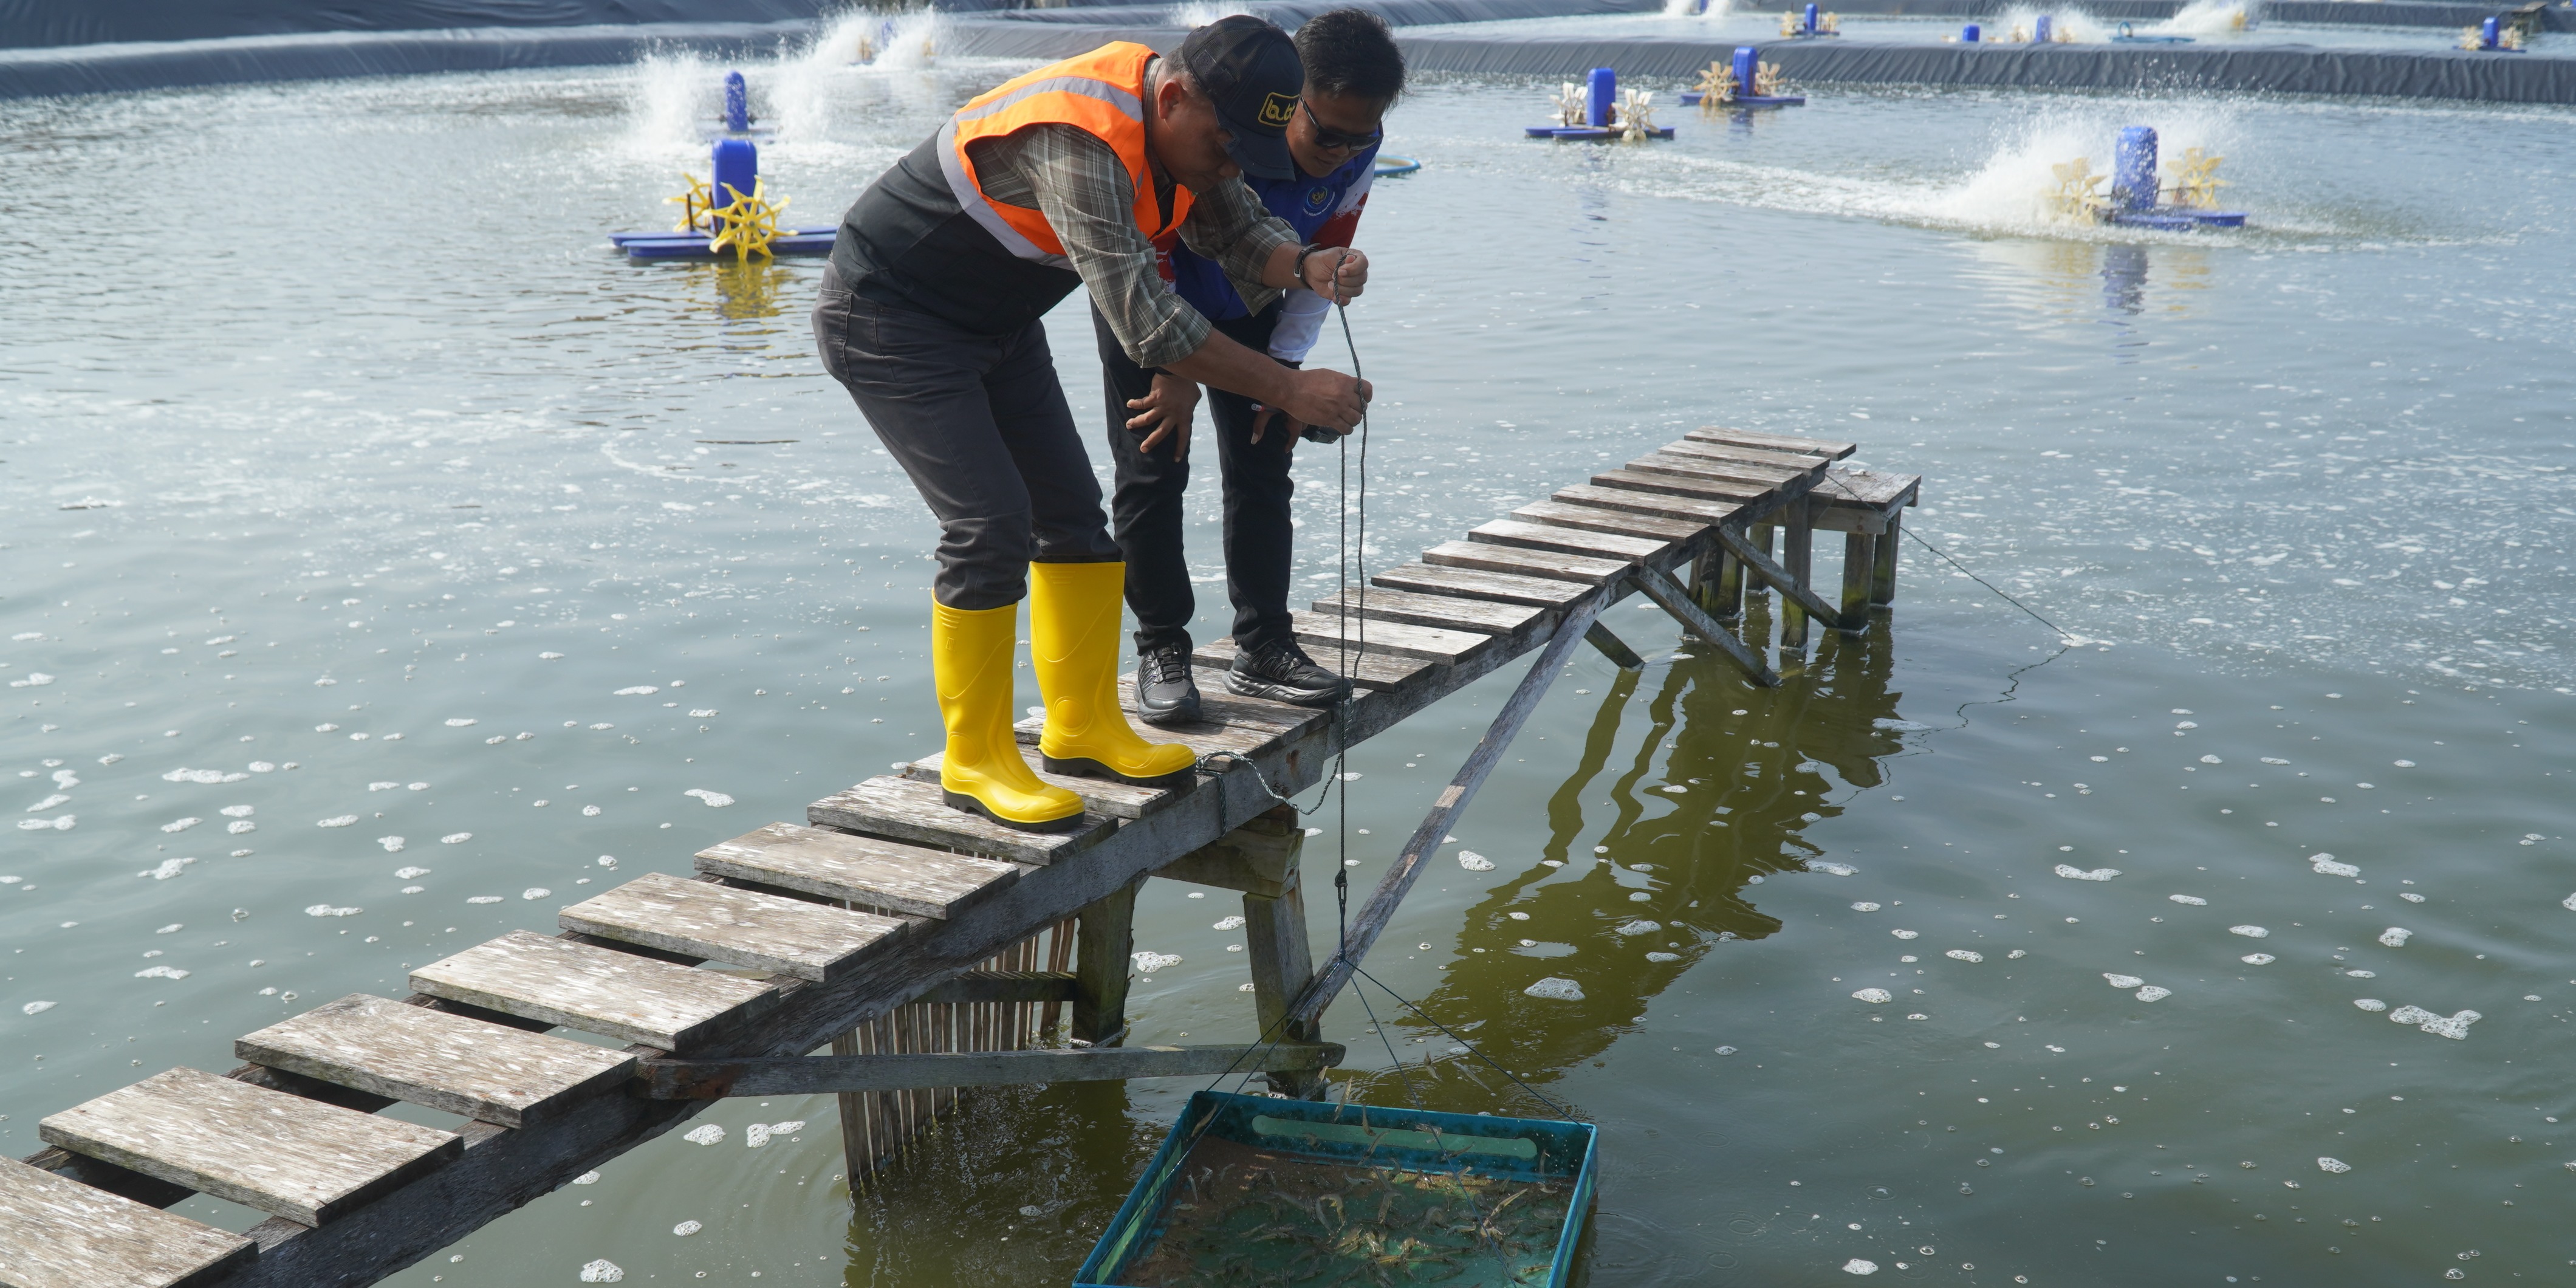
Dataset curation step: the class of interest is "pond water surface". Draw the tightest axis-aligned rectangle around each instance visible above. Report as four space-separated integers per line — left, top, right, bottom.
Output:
2 34 2572 1287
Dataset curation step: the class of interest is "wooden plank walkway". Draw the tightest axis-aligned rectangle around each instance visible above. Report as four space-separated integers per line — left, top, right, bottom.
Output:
1 427 1917 1288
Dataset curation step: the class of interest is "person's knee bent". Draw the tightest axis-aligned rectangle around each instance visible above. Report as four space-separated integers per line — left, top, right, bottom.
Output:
936 515 1036 610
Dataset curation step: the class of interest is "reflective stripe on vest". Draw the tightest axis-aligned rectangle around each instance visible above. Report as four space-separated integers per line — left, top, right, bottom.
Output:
938 43 1193 266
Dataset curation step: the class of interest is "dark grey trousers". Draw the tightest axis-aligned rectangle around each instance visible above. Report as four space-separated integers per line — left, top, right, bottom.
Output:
813 266 1118 610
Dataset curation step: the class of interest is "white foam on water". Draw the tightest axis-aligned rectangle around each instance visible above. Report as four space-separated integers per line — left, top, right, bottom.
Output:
2055 865 2120 881
467 896 502 904
1132 951 1182 973
683 789 734 807
1810 861 1857 876
2379 927 2412 947
2419 1010 2479 1040
1892 929 1919 940
2230 925 2270 938
442 832 473 844
1209 916 1245 931
2242 953 2276 965
1852 988 1893 1003
769 1119 803 1134
614 686 659 696
2317 1156 2352 1174
1646 951 1680 962
2312 854 2360 878
2169 894 2207 905
220 805 252 818
1457 850 1495 871
140 857 194 880
2007 950 2027 959
7 673 54 688
21 1001 55 1015
2103 973 2145 988
1526 977 1584 1001
2403 892 2426 903
673 1219 702 1235
1615 919 1662 936
2388 1004 2432 1025
154 923 180 934
1947 950 1984 962
522 888 550 900
1843 1260 1879 1276
23 794 69 813
573 1171 601 1185
134 965 189 980
2157 0 2253 36
160 817 200 833
15 815 70 831
683 1124 725 1145
579 1258 625 1282
317 815 357 828
1851 902 1882 912
2354 998 2387 1011
2136 985 2172 1002
396 866 430 879
305 905 361 917
2345 969 2375 979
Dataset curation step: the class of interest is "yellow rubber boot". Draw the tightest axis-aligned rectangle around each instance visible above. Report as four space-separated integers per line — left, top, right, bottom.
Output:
1029 561 1199 789
931 599 1084 832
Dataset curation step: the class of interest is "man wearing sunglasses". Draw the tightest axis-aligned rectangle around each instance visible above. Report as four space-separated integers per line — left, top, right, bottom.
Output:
1096 8 1406 724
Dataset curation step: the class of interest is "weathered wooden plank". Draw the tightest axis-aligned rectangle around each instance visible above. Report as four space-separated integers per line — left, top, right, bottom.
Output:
1587 467 1778 512
1872 512 1903 606
1289 609 1493 664
1193 637 1430 693
1014 711 1278 763
1309 586 1546 638
1467 518 1671 564
1657 439 1825 472
1369 560 1591 609
809 776 1115 866
1511 498 1708 543
1552 483 1746 527
411 930 779 1052
558 872 908 983
695 822 1019 921
1815 466 1920 510
1686 426 1856 459
1072 882 1139 1047
1295 590 1609 1026
1421 539 1628 586
899 751 1175 820
1631 563 1781 687
234 995 635 1130
0 1156 254 1288
1115 671 1329 736
634 1042 1348 1098
38 1068 460 1227
1781 498 1816 650
1629 453 1801 490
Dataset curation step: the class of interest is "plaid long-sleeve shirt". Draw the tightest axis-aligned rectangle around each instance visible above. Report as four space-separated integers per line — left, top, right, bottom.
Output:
970 120 1297 369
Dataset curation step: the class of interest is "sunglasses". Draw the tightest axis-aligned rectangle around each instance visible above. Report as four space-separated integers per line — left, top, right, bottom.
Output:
1297 98 1383 152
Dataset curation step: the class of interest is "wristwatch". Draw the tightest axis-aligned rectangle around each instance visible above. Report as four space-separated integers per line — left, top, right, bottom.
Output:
1292 243 1331 289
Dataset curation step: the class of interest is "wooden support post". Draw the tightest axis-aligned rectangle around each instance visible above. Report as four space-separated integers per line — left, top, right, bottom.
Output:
1709 545 1745 622
1871 512 1902 607
1581 620 1645 670
1072 882 1139 1048
1838 532 1876 635
1713 525 1842 632
830 1029 868 1188
1744 526 1776 596
1780 501 1814 652
1292 593 1606 1028
1631 564 1780 687
1241 857 1320 1098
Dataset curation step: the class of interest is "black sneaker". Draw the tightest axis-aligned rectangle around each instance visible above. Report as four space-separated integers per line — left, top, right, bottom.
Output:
1225 641 1352 707
1132 642 1201 727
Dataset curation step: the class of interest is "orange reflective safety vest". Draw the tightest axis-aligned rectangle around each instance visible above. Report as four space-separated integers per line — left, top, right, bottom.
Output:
829 42 1193 335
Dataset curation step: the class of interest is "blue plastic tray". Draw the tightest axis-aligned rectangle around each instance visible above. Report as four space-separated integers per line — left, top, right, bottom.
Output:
1076 1091 1597 1287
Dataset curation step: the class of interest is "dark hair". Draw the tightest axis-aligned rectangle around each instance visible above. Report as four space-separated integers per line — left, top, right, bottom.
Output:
1295 9 1406 103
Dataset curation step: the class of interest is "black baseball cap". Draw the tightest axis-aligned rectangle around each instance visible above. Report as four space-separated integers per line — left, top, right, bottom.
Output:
1177 15 1303 180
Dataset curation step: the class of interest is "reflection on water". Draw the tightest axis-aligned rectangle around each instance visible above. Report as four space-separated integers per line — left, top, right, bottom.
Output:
1354 620 1904 1108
